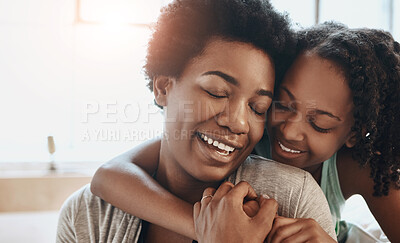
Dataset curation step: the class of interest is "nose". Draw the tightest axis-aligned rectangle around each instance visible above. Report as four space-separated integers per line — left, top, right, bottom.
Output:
280 113 305 141
216 100 250 134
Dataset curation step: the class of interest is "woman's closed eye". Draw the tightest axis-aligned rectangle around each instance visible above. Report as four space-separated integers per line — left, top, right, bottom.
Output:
204 89 228 99
250 105 267 116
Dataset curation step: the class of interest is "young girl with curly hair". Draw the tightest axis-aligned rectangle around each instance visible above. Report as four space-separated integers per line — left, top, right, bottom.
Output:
91 23 400 242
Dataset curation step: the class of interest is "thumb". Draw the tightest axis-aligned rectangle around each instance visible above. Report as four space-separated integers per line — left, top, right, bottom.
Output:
253 195 278 231
243 200 260 217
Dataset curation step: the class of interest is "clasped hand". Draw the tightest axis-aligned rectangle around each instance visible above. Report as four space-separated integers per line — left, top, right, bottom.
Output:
193 181 337 243
193 181 277 243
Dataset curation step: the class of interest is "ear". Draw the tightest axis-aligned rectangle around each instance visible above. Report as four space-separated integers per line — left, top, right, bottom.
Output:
153 76 174 107
344 131 357 148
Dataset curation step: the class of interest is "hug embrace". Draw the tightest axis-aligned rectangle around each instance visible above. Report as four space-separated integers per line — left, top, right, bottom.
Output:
57 0 400 242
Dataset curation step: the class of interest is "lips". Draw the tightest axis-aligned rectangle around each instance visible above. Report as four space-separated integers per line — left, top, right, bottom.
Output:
199 133 235 155
278 141 301 153
195 131 245 164
271 136 307 161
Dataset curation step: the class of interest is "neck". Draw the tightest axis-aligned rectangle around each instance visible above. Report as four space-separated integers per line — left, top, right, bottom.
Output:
304 163 323 184
156 140 220 204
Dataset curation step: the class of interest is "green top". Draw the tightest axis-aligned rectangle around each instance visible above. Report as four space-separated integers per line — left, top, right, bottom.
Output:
320 153 348 241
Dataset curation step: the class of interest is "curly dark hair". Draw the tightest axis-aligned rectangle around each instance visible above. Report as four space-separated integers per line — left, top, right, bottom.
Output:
298 22 400 196
144 0 296 92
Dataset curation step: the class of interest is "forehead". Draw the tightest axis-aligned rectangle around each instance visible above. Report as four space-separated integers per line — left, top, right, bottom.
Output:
282 52 353 115
182 39 275 90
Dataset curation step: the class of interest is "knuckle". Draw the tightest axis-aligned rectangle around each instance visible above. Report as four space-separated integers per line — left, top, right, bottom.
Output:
203 187 214 193
238 180 250 187
265 198 278 210
222 195 236 206
305 218 317 226
273 217 284 227
222 181 234 187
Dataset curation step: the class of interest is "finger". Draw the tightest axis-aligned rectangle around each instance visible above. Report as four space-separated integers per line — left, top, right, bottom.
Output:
276 219 336 243
202 187 216 198
193 201 201 219
269 218 302 243
243 200 259 217
266 216 291 243
228 181 258 203
277 231 312 243
253 196 278 231
200 187 216 204
212 181 234 201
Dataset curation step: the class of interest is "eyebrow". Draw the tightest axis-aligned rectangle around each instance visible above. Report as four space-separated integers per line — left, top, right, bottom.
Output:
202 71 238 86
256 89 273 99
203 70 273 99
280 86 342 121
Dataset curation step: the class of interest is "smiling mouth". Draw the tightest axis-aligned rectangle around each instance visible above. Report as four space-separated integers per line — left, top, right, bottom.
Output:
197 132 236 156
278 141 302 154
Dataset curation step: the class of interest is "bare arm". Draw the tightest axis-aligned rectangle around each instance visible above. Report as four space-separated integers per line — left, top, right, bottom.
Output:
90 138 196 239
338 148 400 243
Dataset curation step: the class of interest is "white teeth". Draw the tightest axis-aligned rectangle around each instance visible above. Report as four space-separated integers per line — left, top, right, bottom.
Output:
199 133 235 154
216 150 229 156
278 141 301 154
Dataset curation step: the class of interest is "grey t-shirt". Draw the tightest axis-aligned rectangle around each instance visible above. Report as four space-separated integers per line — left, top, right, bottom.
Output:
57 155 336 242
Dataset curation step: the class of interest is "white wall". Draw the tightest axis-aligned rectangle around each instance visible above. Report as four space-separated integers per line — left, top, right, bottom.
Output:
0 0 163 163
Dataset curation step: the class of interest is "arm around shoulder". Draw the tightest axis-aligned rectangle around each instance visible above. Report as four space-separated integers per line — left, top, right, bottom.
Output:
90 138 196 239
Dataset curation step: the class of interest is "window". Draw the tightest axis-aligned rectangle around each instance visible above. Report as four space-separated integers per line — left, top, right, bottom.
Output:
78 0 173 24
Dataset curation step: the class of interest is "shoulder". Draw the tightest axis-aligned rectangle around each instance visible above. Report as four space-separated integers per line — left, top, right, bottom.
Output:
58 184 90 223
57 184 142 243
230 156 314 209
57 184 92 242
233 154 310 188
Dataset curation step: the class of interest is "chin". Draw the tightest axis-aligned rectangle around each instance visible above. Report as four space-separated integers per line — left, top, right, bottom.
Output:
193 167 233 183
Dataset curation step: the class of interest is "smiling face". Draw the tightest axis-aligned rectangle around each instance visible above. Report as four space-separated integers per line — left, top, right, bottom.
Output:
267 51 355 172
156 39 275 182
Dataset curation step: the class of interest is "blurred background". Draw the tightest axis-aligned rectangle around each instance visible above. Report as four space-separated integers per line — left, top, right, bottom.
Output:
0 0 398 242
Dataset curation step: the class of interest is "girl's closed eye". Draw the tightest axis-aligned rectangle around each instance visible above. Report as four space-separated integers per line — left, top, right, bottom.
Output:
274 102 289 111
306 115 333 133
274 101 296 112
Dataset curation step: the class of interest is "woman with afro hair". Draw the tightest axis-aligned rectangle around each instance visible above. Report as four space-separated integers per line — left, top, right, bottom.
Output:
57 0 337 242
90 12 400 243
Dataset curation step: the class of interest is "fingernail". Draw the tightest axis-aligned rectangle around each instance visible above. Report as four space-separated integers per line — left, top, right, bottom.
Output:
262 194 270 199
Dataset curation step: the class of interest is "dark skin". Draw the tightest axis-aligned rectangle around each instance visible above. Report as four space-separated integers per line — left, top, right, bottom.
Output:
92 53 400 242
336 147 400 243
100 38 279 243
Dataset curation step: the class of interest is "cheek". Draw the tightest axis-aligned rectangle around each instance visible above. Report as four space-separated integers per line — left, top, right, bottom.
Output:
249 117 266 144
307 133 343 159
196 98 226 121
